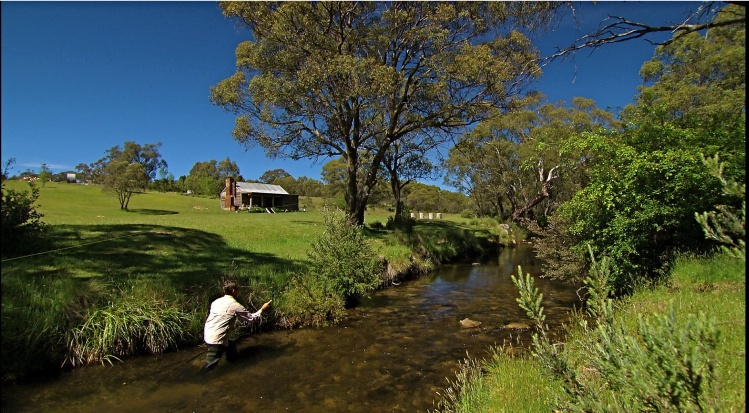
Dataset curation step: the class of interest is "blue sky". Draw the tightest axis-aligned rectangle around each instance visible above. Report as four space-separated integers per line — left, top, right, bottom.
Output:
1 1 704 189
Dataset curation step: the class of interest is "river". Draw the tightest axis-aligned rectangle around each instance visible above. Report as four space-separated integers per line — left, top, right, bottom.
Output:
1 243 581 412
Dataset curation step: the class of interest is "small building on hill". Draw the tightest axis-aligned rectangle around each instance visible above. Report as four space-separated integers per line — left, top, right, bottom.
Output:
220 178 299 212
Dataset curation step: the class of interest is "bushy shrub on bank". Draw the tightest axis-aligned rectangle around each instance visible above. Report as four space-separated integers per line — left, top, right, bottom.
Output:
277 209 383 327
1 160 48 258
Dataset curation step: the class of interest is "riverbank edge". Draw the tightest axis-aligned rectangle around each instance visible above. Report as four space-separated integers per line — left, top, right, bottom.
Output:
432 252 746 412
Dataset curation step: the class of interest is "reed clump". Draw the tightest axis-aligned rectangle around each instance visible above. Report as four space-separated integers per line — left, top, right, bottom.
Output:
64 287 192 367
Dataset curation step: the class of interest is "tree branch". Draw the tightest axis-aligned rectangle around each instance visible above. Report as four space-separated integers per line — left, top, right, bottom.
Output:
539 2 745 67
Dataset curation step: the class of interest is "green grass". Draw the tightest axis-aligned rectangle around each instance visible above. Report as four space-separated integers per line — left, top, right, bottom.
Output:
437 252 746 412
616 254 746 411
432 346 564 413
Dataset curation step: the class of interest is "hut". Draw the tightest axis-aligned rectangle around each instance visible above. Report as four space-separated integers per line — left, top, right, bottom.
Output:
220 178 299 212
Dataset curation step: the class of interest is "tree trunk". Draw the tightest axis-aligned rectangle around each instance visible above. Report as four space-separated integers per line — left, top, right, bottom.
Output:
511 163 559 222
389 169 404 221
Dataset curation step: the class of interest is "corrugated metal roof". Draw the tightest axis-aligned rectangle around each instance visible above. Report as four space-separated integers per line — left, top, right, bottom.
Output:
235 182 289 195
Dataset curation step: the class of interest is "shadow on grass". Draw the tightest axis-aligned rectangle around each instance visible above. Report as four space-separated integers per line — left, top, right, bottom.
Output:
361 219 499 263
126 209 179 215
2 223 304 290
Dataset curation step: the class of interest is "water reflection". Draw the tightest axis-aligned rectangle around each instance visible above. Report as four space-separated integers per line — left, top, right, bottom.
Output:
1 244 580 413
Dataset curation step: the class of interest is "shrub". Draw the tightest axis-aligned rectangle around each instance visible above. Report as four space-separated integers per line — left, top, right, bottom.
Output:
385 214 415 232
276 276 346 328
1 159 47 257
460 209 475 219
306 209 382 306
369 220 385 231
513 252 722 412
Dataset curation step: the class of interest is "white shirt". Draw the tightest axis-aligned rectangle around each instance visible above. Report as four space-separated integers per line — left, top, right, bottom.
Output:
203 295 262 346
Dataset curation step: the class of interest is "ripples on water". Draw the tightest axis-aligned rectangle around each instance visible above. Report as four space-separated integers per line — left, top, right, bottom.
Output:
1 244 581 412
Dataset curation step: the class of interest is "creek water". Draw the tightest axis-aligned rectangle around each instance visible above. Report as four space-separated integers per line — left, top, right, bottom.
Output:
1 243 581 413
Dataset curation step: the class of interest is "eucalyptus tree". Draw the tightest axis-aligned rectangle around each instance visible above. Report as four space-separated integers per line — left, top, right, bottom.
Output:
185 159 242 197
104 142 167 182
211 1 558 225
258 169 290 184
103 161 148 210
217 157 242 181
380 135 436 221
446 96 621 222
37 164 52 187
546 5 745 292
543 1 745 65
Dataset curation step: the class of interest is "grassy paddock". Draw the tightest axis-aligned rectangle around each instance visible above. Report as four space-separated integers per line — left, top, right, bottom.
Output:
1 181 497 381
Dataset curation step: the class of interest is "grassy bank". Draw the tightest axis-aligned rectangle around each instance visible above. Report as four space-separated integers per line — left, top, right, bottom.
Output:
434 253 745 412
1 181 500 381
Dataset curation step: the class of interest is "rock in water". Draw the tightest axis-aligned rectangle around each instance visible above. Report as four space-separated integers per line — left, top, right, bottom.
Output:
504 322 531 330
460 318 482 328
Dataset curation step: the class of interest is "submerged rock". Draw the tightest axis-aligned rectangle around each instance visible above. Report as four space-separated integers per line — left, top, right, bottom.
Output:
459 318 482 328
503 322 531 330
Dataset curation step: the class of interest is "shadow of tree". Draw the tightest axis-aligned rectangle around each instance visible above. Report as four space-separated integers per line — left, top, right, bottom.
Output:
126 209 180 215
3 224 303 291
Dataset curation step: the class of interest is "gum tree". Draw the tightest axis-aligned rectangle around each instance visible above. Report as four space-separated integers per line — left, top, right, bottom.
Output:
211 2 558 225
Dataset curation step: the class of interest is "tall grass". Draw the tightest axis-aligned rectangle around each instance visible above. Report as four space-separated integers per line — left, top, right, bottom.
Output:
432 345 564 413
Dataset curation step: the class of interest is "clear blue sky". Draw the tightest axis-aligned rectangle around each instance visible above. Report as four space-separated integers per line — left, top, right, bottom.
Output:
1 1 703 189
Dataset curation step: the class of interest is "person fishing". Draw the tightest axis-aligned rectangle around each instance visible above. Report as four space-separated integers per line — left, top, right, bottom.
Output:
202 280 272 371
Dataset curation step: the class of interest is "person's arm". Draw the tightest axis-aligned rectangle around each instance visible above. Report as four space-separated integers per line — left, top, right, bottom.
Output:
249 300 272 316
236 300 272 323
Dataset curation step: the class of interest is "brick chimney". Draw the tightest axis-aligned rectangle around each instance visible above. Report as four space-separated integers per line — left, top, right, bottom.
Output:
224 177 236 210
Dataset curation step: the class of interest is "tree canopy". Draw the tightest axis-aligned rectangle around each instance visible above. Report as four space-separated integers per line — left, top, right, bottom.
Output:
539 5 745 293
211 1 558 225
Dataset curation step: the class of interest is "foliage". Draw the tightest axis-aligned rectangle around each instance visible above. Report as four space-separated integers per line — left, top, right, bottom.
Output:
445 97 621 221
385 214 415 232
511 266 546 330
544 14 745 292
695 154 746 260
512 252 723 413
1 158 47 257
460 209 475 219
104 142 168 182
37 163 52 188
258 168 290 184
185 157 242 197
306 208 382 306
212 2 556 225
624 5 745 127
102 161 149 210
276 276 347 328
558 132 727 292
381 134 438 220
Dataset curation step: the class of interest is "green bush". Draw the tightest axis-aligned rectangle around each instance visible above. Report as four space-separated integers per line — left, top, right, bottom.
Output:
369 220 385 230
385 214 415 232
460 209 475 219
306 209 382 306
276 276 346 328
1 160 47 257
513 253 722 412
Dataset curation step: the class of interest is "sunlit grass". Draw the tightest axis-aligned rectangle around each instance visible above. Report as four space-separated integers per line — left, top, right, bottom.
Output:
432 345 564 413
438 252 745 412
